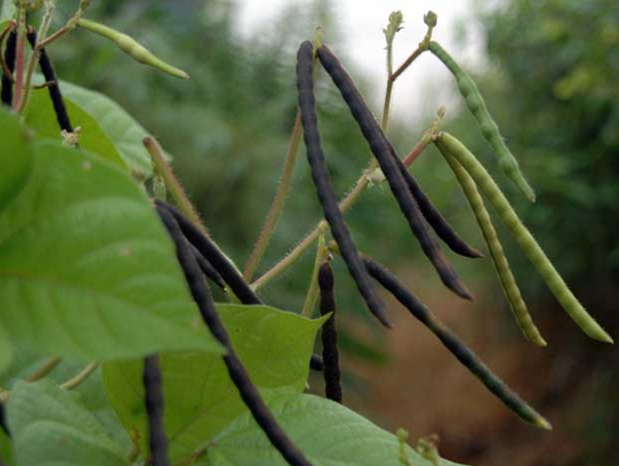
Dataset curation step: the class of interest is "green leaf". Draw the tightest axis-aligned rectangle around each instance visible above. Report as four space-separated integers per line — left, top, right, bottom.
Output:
203 394 469 466
103 304 327 461
0 428 12 466
24 89 127 170
0 1 16 25
0 324 13 374
0 108 32 213
7 380 128 466
0 138 222 361
45 78 155 177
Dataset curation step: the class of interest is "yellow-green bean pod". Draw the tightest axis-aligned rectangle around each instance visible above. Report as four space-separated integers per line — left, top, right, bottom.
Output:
437 132 612 344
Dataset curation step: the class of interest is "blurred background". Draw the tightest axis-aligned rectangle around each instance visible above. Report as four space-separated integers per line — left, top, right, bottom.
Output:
48 0 618 464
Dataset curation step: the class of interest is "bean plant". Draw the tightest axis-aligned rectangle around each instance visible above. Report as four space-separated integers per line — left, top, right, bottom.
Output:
0 2 612 466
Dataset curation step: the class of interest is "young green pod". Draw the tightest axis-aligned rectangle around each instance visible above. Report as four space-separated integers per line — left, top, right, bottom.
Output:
316 44 472 301
155 205 314 466
143 355 170 466
158 201 262 305
26 29 74 133
392 144 483 259
1 29 17 107
439 148 546 346
436 132 612 344
362 254 551 429
318 261 342 403
428 41 535 203
297 40 391 328
77 18 189 80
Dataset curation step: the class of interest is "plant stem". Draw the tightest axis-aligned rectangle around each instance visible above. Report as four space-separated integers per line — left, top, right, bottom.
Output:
60 362 99 390
301 232 327 317
243 110 303 281
27 356 62 382
12 2 26 111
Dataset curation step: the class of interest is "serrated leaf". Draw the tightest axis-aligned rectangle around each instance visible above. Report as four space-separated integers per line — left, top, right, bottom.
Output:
7 380 128 466
103 304 327 461
24 89 127 170
0 138 222 361
203 394 469 466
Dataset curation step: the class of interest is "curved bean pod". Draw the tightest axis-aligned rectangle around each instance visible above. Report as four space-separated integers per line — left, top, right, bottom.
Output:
428 41 535 203
316 44 472 300
143 355 170 466
318 261 342 403
189 242 226 290
362 254 551 429
297 41 391 327
1 30 16 107
156 205 314 466
438 146 546 346
437 132 612 343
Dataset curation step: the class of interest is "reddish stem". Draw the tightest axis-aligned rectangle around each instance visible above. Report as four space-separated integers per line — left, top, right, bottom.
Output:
403 137 430 167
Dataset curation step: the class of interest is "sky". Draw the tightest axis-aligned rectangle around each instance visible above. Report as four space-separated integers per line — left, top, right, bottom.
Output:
232 0 487 128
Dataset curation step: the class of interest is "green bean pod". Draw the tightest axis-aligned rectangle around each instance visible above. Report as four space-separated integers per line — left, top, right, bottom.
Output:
428 41 535 203
439 146 546 346
77 18 189 79
437 132 612 344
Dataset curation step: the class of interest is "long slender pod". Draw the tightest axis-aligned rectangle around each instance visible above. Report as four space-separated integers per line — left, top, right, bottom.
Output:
26 29 73 133
392 145 483 259
297 40 391 328
436 132 612 343
1 30 17 106
158 201 262 305
362 255 551 429
439 149 546 346
428 41 535 203
318 261 342 403
189 242 226 290
156 206 314 466
143 355 171 466
316 44 472 300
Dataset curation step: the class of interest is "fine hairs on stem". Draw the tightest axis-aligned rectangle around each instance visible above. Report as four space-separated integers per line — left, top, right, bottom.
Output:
318 260 342 403
296 40 392 329
435 132 612 344
25 28 73 133
438 147 546 346
316 44 472 300
361 254 551 430
1 29 17 106
143 355 171 466
156 205 314 466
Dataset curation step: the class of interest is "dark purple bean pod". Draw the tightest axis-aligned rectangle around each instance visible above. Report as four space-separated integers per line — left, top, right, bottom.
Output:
155 205 314 466
157 200 261 305
0 401 9 437
189 242 226 290
391 146 482 259
318 261 342 403
1 29 17 107
316 44 472 301
362 254 551 429
26 29 73 133
309 353 324 372
143 355 170 466
297 41 391 328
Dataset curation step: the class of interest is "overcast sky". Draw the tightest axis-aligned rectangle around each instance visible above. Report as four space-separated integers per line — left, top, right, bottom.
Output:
232 0 486 128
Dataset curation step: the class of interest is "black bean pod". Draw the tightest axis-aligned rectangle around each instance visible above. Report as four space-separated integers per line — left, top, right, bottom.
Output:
318 261 342 403
296 41 391 328
26 29 73 133
1 29 17 107
155 205 314 466
0 401 10 437
309 353 324 372
189 242 226 290
392 147 482 259
143 355 171 466
362 254 551 430
157 200 262 305
316 44 472 301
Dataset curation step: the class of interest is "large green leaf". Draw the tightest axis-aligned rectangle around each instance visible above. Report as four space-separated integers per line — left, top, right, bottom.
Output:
103 304 327 462
56 80 155 176
7 380 128 466
0 138 222 361
203 394 469 466
0 108 32 213
24 89 127 170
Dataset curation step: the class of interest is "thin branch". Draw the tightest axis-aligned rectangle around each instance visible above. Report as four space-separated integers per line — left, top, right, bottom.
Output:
26 356 62 382
60 362 99 390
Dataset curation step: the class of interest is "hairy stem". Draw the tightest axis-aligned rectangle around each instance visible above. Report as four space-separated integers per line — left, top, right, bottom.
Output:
60 362 99 390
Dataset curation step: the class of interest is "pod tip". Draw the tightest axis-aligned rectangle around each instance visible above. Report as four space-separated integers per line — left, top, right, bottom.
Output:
534 416 553 431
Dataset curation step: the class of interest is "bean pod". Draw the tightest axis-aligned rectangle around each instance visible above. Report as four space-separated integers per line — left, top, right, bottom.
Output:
318 261 342 403
143 355 170 466
437 132 612 344
428 41 535 203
